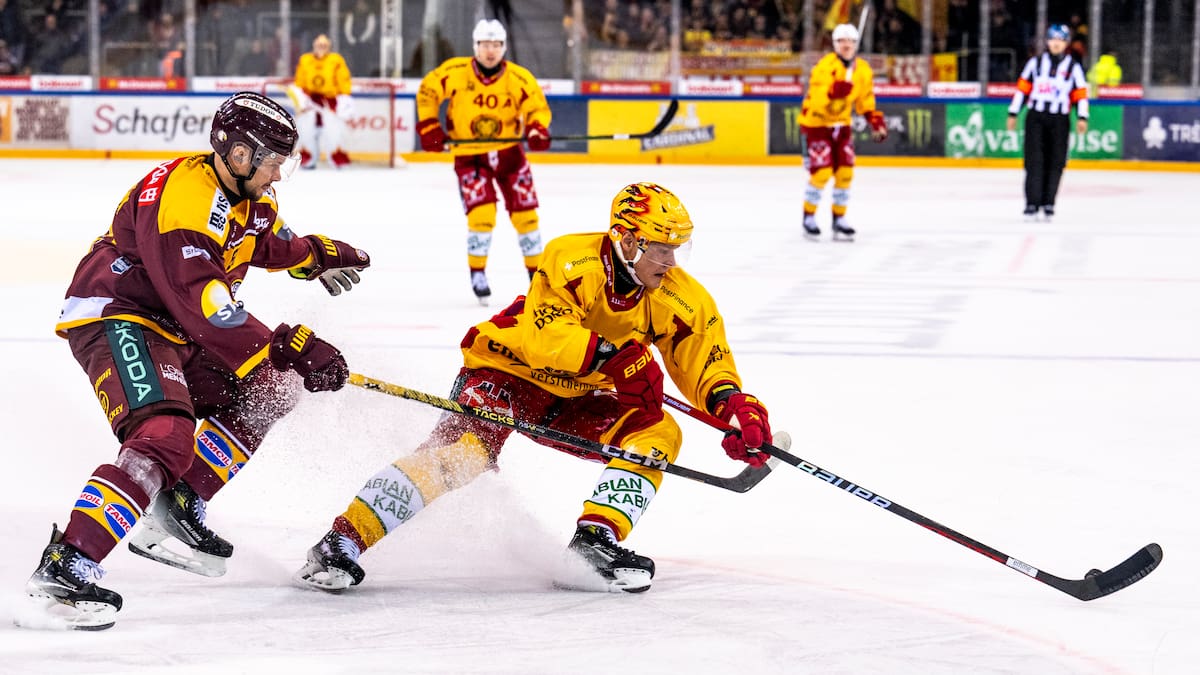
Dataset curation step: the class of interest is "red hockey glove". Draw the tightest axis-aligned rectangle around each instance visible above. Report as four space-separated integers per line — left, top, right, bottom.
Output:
596 341 664 434
525 121 551 152
867 110 888 142
289 234 371 296
417 118 447 152
829 80 854 99
713 392 771 468
269 323 348 392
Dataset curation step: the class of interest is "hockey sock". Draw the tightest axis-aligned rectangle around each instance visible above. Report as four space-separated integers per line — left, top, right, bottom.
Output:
180 418 253 501
805 167 832 213
337 433 491 550
580 467 657 541
63 463 151 562
467 203 497 271
511 209 544 272
832 166 853 217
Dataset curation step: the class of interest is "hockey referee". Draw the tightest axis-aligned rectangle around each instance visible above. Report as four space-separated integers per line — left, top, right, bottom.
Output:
1007 23 1089 220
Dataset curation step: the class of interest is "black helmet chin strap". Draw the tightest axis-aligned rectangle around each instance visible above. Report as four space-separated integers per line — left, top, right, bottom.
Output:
219 149 258 200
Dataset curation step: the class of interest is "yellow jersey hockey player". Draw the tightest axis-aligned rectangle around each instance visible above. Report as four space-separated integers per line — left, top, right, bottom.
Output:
798 23 888 241
294 183 775 594
416 19 552 304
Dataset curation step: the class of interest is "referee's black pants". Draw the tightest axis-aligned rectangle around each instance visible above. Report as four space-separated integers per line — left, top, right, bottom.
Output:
1022 110 1071 208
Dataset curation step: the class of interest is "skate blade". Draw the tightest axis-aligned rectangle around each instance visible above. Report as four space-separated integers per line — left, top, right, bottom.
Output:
127 528 227 578
292 562 355 593
803 232 821 241
553 554 652 594
831 231 855 242
15 592 117 631
552 569 652 594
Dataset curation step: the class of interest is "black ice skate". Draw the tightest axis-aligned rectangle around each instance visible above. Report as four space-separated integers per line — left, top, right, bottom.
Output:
1023 204 1039 221
293 530 366 592
1041 204 1055 221
471 270 491 306
127 481 233 577
19 524 122 631
557 524 655 593
831 215 856 241
802 213 821 239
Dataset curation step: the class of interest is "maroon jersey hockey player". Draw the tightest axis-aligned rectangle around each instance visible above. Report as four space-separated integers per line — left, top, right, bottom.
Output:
18 92 370 631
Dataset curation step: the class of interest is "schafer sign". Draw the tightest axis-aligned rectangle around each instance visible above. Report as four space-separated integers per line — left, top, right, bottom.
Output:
71 95 223 150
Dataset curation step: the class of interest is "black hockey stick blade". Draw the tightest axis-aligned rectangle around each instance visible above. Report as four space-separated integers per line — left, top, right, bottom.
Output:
447 98 680 144
1038 542 1163 601
758 441 1162 601
630 97 680 139
349 373 773 493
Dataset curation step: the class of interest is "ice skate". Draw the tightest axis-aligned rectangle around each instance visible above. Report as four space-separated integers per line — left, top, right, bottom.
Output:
1041 204 1055 221
802 213 821 239
556 524 655 593
127 482 232 577
17 524 121 631
471 270 491 306
831 215 856 241
1023 205 1039 221
330 149 351 169
293 531 366 593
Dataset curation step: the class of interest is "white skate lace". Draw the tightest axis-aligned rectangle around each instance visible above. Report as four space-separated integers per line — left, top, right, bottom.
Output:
68 554 106 584
471 271 489 292
324 533 361 561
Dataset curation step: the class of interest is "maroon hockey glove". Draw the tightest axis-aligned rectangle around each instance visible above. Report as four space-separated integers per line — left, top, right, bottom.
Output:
596 341 664 433
290 234 371 296
713 392 771 468
866 110 888 142
417 118 447 152
526 121 551 152
269 323 348 392
829 80 854 99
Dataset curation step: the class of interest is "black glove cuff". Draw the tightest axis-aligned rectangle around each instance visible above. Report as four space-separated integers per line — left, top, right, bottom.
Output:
706 381 741 416
588 338 619 372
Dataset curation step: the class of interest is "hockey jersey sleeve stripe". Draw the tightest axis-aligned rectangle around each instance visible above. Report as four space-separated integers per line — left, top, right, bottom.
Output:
1017 78 1033 94
1069 87 1087 103
235 343 271 379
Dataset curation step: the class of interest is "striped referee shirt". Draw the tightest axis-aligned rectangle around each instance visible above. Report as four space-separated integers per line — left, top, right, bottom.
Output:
1008 52 1089 118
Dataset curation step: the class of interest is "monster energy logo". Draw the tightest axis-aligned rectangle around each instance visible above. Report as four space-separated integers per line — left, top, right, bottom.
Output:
906 109 933 148
783 106 804 146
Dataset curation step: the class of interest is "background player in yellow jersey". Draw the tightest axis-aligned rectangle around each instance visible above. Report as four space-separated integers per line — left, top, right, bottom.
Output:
416 19 552 304
294 183 774 594
289 34 354 169
799 23 888 241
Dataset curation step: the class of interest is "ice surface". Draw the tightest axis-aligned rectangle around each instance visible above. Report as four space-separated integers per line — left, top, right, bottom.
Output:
0 159 1195 674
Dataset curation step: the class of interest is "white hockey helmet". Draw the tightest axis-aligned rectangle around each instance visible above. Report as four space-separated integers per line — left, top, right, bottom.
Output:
473 19 507 44
832 23 860 43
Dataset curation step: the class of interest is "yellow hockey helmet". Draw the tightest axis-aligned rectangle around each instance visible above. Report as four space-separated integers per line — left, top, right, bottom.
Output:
609 182 693 247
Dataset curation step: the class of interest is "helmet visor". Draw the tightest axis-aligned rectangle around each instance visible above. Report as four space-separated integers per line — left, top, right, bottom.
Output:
251 144 301 180
639 239 693 269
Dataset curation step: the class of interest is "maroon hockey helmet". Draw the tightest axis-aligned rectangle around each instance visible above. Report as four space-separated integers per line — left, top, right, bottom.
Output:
210 91 300 175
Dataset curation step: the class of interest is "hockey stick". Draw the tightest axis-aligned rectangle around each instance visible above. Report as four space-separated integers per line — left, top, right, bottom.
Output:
661 393 1162 601
446 98 680 145
349 373 773 493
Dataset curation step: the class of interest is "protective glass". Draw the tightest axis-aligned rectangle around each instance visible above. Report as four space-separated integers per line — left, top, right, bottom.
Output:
639 239 693 268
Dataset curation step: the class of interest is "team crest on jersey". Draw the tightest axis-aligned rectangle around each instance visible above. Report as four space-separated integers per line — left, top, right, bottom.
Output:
470 115 503 139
